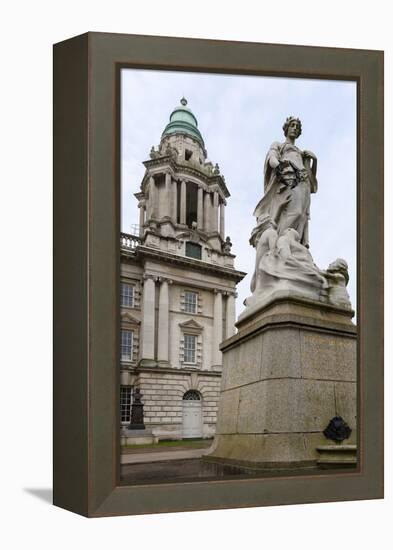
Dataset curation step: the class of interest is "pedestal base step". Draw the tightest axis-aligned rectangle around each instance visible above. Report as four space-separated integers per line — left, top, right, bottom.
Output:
316 445 357 468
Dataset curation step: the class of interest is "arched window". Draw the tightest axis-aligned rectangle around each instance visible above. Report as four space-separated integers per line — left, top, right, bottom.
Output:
183 390 201 401
186 181 198 227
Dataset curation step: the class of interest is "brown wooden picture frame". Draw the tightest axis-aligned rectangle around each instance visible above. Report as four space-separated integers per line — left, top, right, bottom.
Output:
53 32 383 517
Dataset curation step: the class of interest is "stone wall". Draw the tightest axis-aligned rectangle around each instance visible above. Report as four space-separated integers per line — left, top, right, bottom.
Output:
138 370 221 439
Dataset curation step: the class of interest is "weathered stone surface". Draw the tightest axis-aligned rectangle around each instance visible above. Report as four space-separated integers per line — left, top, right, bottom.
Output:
268 379 335 433
300 331 336 379
215 388 240 434
236 378 335 434
335 337 357 381
260 328 301 379
220 346 239 391
300 332 356 381
223 335 263 390
210 433 316 465
237 382 267 433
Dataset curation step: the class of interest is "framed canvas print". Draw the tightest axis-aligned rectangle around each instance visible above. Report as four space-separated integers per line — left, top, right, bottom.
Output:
53 32 383 517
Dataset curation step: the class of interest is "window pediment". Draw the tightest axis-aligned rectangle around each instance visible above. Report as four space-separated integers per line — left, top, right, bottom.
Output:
121 311 141 325
179 318 204 335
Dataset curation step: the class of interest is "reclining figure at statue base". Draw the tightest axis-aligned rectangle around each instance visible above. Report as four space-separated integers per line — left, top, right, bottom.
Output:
244 216 352 311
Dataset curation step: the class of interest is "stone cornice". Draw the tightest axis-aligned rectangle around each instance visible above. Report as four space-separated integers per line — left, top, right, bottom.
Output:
141 157 230 198
135 363 222 377
135 245 246 282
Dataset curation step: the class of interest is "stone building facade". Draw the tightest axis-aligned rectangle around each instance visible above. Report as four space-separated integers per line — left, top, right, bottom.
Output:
120 98 245 442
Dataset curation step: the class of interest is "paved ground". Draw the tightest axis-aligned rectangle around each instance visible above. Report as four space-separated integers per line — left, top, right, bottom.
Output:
119 440 352 485
119 457 322 485
120 446 211 465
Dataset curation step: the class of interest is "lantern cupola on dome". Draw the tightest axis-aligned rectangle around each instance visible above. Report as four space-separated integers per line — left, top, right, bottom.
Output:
161 97 205 147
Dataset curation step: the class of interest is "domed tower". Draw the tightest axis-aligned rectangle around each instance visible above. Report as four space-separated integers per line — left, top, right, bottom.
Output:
120 98 245 443
135 98 232 261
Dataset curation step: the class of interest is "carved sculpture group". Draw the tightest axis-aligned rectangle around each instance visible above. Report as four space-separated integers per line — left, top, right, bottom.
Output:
245 117 352 311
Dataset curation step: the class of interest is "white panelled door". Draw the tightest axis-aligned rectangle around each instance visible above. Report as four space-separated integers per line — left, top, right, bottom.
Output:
182 391 203 438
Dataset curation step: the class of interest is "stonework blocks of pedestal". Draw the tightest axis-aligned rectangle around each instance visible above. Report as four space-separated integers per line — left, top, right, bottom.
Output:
208 297 357 468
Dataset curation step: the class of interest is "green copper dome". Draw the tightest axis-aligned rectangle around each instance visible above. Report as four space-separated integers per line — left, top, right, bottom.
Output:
161 98 205 146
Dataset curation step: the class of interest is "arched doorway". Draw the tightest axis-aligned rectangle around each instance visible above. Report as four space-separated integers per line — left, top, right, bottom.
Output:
182 390 203 438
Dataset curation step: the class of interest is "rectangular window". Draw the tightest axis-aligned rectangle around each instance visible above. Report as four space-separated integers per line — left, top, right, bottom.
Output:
185 241 202 260
184 334 197 363
120 386 132 423
184 290 198 313
121 329 133 361
121 282 135 307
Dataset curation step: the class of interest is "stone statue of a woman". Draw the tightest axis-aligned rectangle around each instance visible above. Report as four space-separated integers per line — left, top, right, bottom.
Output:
253 116 318 248
241 117 352 315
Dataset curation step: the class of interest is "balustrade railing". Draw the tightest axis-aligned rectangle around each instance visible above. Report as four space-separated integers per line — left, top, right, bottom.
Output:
120 231 141 250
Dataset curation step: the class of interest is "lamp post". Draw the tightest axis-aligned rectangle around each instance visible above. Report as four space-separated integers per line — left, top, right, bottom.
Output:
128 388 145 430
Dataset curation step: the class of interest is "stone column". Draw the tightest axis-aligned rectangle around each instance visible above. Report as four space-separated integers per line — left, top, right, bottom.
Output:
164 172 171 219
141 275 156 362
173 180 178 223
138 202 145 236
220 200 226 240
204 191 211 232
226 292 236 338
212 290 223 366
212 192 219 233
180 179 187 225
149 175 156 219
157 278 169 363
197 186 204 230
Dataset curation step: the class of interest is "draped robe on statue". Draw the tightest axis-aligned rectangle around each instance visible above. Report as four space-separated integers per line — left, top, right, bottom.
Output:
253 141 318 247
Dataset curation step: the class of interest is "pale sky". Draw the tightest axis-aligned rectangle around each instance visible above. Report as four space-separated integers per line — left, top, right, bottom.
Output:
121 69 357 315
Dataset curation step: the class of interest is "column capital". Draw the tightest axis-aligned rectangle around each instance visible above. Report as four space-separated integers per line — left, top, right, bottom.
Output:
143 273 157 282
157 276 173 285
164 170 175 182
213 288 224 295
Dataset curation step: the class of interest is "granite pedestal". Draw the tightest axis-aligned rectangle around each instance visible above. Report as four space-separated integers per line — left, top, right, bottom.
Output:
206 295 357 469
